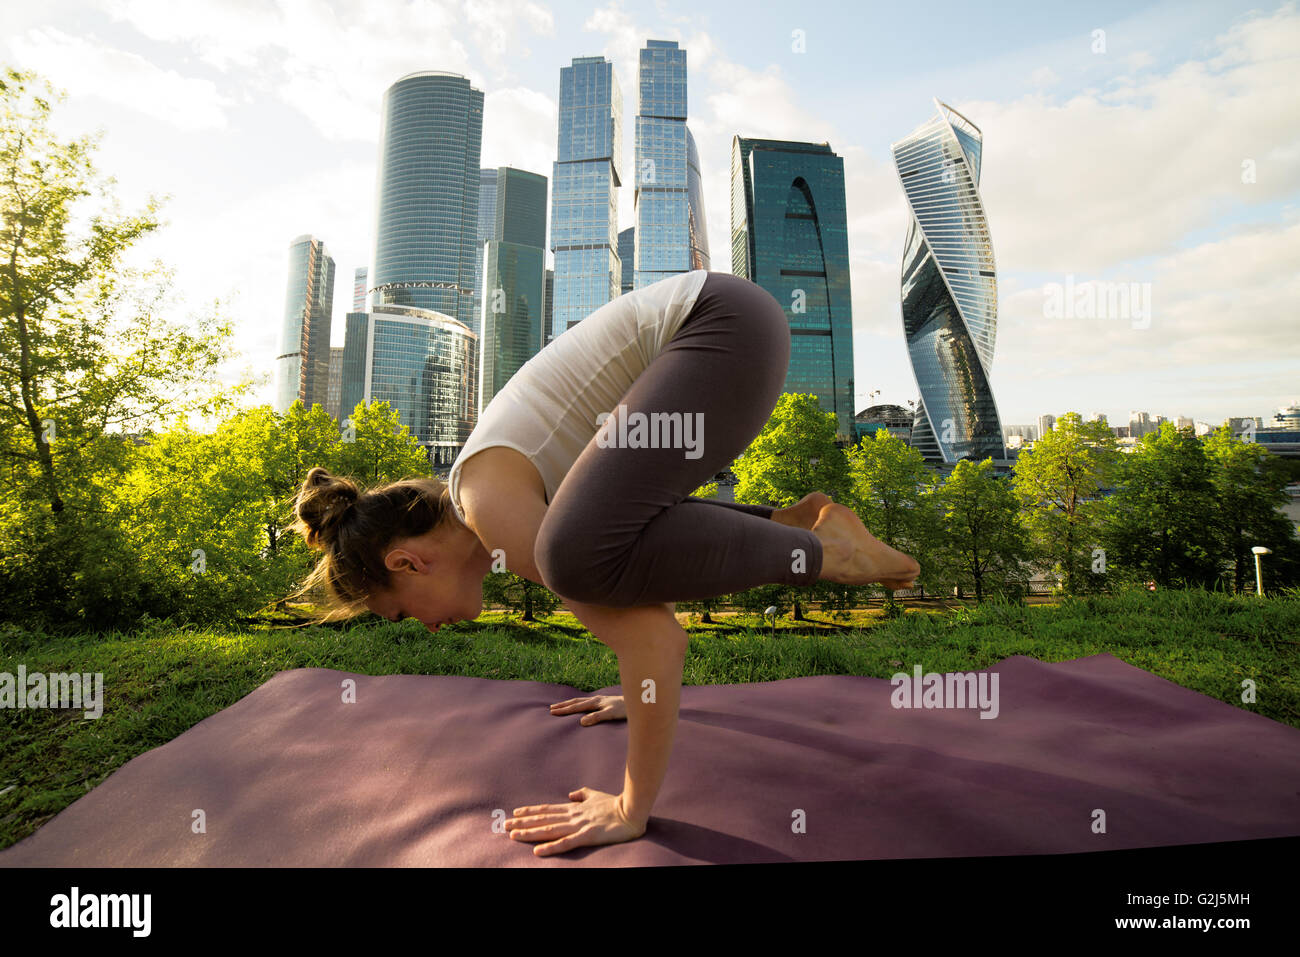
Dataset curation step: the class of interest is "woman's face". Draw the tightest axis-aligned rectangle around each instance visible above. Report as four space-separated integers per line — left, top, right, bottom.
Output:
364 521 491 631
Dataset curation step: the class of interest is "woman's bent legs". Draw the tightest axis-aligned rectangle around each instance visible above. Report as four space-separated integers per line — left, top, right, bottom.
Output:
534 272 823 607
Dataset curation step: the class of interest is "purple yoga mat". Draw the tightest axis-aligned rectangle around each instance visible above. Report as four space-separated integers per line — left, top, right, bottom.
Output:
2 653 1297 866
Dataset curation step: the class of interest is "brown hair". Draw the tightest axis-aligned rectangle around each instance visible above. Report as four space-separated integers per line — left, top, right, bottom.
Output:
286 466 455 623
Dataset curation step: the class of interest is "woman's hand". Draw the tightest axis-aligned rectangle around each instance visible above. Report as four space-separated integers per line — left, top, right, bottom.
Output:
549 694 625 725
505 787 646 856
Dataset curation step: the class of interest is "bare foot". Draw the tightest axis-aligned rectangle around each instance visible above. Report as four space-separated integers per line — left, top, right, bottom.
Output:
771 491 833 530
812 503 921 588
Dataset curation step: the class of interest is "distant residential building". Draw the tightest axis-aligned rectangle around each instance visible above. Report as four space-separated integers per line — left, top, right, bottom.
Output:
275 234 336 414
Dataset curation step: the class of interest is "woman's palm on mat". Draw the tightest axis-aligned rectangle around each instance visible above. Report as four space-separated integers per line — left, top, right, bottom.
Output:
550 694 626 725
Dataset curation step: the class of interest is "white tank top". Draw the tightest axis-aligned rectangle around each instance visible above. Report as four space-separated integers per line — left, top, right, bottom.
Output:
448 269 711 523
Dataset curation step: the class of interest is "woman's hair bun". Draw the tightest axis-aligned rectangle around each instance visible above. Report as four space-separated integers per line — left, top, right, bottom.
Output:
294 466 360 549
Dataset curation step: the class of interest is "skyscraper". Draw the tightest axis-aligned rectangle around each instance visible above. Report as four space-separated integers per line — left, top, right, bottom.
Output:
275 234 336 414
633 40 708 289
479 167 547 410
352 267 367 312
892 99 1006 464
370 71 484 333
474 168 499 329
339 305 478 465
550 56 623 338
326 346 345 420
618 226 635 294
731 137 854 441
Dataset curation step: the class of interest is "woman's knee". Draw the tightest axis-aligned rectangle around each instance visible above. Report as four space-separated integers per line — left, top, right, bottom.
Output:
533 506 613 603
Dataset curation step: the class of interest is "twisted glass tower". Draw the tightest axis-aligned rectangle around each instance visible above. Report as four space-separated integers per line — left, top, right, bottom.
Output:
892 99 1006 464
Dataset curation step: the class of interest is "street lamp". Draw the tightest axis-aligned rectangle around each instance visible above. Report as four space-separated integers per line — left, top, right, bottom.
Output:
1251 546 1272 597
764 605 779 639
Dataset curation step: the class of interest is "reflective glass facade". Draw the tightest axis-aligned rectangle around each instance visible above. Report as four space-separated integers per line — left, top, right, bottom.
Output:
480 241 545 409
370 72 483 334
339 311 369 422
550 57 622 337
633 41 709 288
351 267 367 312
730 138 854 441
473 169 498 330
618 226 635 293
892 99 1006 463
365 304 478 466
275 234 335 413
479 167 547 409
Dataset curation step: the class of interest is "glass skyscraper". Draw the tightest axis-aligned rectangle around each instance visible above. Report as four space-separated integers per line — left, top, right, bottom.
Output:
341 304 477 465
479 167 547 410
892 99 1007 464
730 138 854 441
370 71 483 333
550 56 622 338
618 226 635 294
275 234 336 414
474 168 498 329
634 40 708 289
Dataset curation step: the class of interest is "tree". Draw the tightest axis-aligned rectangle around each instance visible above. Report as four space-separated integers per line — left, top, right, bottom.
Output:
845 428 939 608
1203 424 1300 593
0 67 247 515
1100 422 1219 588
1011 412 1120 594
335 400 433 484
926 458 1031 602
732 393 850 507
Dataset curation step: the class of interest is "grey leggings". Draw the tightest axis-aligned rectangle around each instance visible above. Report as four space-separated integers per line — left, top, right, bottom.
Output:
533 271 824 606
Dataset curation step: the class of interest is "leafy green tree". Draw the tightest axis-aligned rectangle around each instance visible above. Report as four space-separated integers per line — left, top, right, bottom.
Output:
0 67 248 629
1204 423 1300 593
845 428 939 607
335 400 432 484
481 569 559 622
1100 422 1219 588
732 393 850 507
925 458 1031 602
1011 412 1120 594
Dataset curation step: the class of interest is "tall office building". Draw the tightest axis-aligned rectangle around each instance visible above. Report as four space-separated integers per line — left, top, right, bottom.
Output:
275 234 336 413
550 56 623 338
370 71 483 333
326 346 345 420
731 137 854 441
891 99 1006 464
339 305 478 465
479 167 547 410
543 268 553 347
352 267 368 311
474 168 499 329
618 226 635 294
633 40 709 289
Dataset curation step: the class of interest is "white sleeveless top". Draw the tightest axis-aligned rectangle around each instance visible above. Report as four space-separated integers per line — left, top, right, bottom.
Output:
448 269 711 523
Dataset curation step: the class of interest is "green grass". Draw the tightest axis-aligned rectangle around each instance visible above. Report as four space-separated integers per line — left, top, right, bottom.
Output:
1 586 1297 851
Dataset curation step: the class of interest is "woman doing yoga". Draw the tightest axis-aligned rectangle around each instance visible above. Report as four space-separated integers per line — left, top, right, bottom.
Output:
290 270 921 856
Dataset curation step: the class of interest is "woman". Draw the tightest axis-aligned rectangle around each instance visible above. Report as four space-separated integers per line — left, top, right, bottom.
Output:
290 269 920 857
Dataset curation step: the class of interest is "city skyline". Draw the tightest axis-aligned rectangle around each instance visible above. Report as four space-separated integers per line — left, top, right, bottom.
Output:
3 0 1297 430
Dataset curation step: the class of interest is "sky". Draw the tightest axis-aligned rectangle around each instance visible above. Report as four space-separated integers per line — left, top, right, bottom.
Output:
3 0 1298 430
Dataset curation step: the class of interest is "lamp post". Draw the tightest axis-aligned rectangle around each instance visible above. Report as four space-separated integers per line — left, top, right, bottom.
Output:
1251 546 1272 597
764 605 779 640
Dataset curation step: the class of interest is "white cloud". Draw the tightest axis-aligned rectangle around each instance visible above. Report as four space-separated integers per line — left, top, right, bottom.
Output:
9 27 234 131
